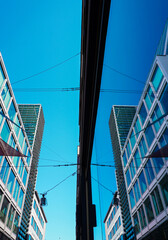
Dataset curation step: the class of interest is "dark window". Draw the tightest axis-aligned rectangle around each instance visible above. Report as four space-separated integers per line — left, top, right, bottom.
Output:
160 174 168 206
144 197 154 223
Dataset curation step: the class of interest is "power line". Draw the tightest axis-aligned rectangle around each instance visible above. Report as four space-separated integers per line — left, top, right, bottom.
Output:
11 52 80 85
91 176 114 194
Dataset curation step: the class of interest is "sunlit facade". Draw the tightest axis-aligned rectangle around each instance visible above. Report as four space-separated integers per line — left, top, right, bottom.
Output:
0 53 32 239
121 23 168 239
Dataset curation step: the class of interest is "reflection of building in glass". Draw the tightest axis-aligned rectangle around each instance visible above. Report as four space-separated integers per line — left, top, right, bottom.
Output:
121 21 168 240
104 192 125 240
28 191 47 240
109 106 136 240
18 104 45 240
0 54 32 239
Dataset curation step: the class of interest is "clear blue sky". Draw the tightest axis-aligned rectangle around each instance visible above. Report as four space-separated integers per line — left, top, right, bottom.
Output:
0 0 168 240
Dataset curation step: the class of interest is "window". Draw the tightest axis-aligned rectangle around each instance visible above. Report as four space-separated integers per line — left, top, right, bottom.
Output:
130 130 136 150
130 159 136 179
13 116 20 137
159 128 168 161
139 136 147 157
160 83 168 113
129 189 135 209
18 158 24 178
160 174 168 206
7 170 15 194
13 179 20 202
152 145 164 174
123 151 127 167
139 171 147 194
151 66 163 92
19 130 24 149
134 117 141 138
151 186 163 216
13 212 20 234
144 159 155 185
118 216 121 226
22 168 28 186
145 123 155 148
139 103 147 126
1 120 10 142
138 206 147 229
0 64 5 88
133 180 141 202
18 188 24 209
0 158 10 184
22 140 28 156
151 105 163 133
1 83 11 109
0 196 9 223
133 213 140 234
134 148 141 170
144 86 155 110
13 156 20 170
0 190 3 204
126 169 131 187
7 205 15 229
144 197 154 223
8 101 16 122
8 134 16 149
126 142 131 160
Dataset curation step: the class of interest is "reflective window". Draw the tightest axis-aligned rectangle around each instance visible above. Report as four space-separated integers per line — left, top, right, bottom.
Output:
144 86 155 110
126 142 131 160
139 136 147 157
13 116 20 137
123 151 127 167
144 159 155 185
0 64 5 88
13 179 20 202
144 197 154 223
130 159 136 179
13 212 20 234
22 140 28 156
134 117 141 138
145 123 155 148
7 170 15 194
151 66 163 92
151 105 163 133
18 188 24 209
159 128 168 147
27 150 31 165
8 101 16 122
133 213 140 234
139 171 147 194
133 180 141 202
0 158 10 184
151 186 163 216
134 148 141 170
8 134 16 149
160 83 168 113
13 156 20 170
23 168 28 186
7 205 15 229
1 83 11 109
138 206 147 230
139 103 147 126
130 130 136 150
1 120 10 142
18 158 24 178
129 189 135 209
126 169 131 187
0 196 9 223
160 174 168 206
0 190 3 204
0 106 4 126
19 130 24 149
152 145 164 174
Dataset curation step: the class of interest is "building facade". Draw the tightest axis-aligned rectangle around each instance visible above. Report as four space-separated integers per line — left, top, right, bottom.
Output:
17 105 45 240
104 192 125 240
121 23 168 240
28 191 47 240
109 106 136 240
0 54 33 239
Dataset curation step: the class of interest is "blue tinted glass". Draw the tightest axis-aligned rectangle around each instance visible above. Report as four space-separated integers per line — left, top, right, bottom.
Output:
159 128 168 161
126 142 131 160
123 151 127 167
8 101 16 122
134 181 141 202
13 180 20 202
0 107 4 126
160 83 168 113
13 156 20 170
134 117 141 138
18 158 24 178
1 120 10 142
152 105 163 133
8 134 16 149
139 136 147 157
129 189 135 209
130 130 136 150
152 146 164 174
1 83 11 109
18 188 24 209
13 116 20 137
22 141 28 156
7 170 15 193
23 168 28 186
134 149 141 170
151 66 163 92
130 159 136 179
126 169 131 187
0 158 9 184
144 86 155 110
0 64 5 88
145 123 155 148
139 171 147 194
139 103 147 126
145 159 155 185
19 130 24 149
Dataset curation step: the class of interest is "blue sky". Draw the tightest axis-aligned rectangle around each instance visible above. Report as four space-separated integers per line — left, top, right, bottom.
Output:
0 0 168 240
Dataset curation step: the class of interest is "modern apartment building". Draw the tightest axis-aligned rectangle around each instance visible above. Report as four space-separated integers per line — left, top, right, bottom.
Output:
104 192 125 240
109 106 136 240
121 22 168 239
0 54 33 239
17 105 45 240
28 191 47 240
